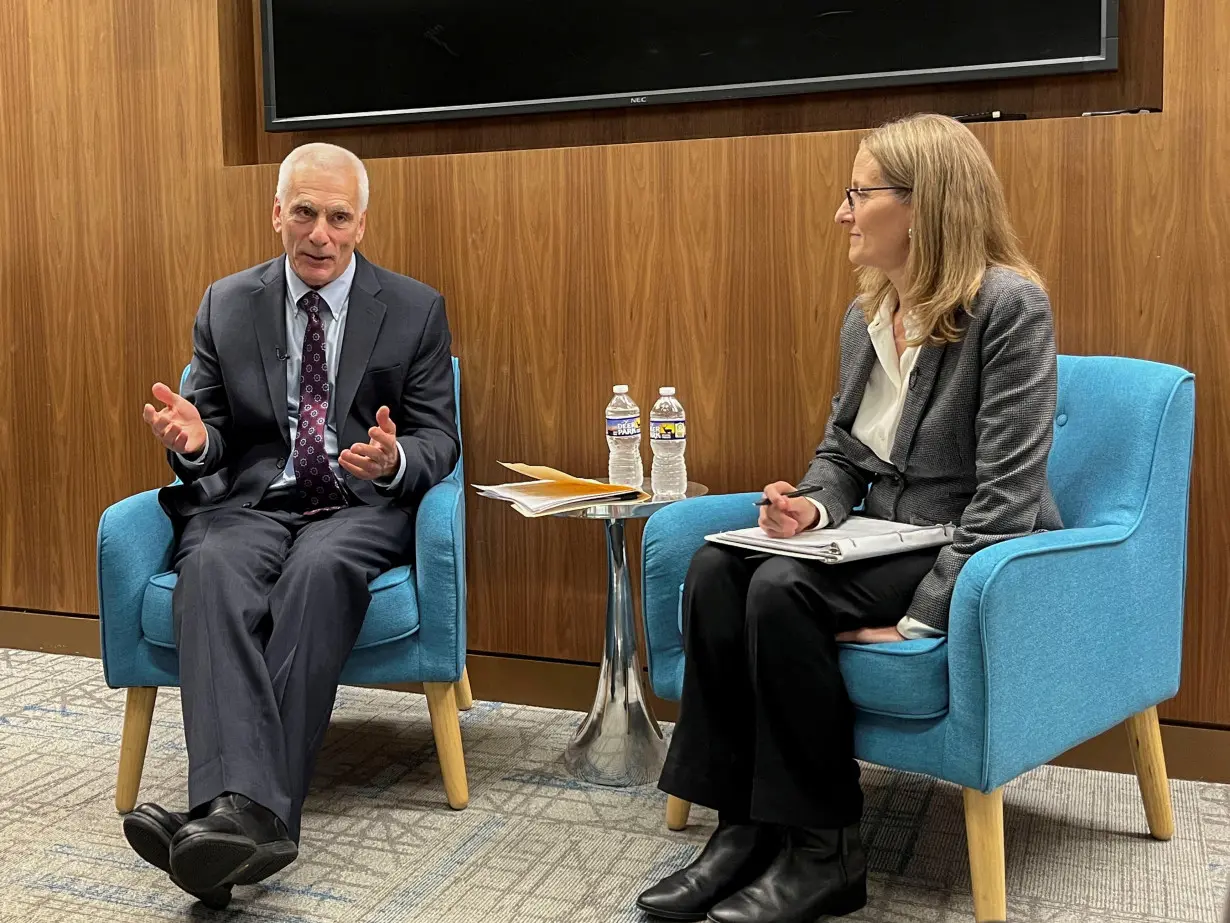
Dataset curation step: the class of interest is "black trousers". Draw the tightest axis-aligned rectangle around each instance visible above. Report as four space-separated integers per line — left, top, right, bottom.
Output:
171 498 413 841
659 542 940 829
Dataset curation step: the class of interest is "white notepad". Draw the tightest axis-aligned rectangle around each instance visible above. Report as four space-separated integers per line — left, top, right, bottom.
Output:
705 515 955 564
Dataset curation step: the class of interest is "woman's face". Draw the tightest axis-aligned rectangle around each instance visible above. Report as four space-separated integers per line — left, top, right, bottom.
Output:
835 148 913 277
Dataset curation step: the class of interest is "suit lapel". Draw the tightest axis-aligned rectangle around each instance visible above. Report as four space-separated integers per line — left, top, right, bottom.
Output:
833 329 878 431
889 341 947 469
334 254 386 427
251 258 289 447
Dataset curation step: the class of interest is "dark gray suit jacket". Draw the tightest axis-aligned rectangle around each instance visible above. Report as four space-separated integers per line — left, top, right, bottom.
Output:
798 266 1063 632
160 253 459 519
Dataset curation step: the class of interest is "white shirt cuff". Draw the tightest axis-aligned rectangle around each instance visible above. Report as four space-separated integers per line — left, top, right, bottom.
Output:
176 430 209 468
805 496 829 530
896 615 946 640
376 442 407 489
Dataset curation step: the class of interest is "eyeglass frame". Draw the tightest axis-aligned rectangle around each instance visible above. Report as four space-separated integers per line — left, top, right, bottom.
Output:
844 186 912 211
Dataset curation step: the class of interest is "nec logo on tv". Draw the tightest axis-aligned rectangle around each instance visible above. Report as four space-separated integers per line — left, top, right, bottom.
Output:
629 96 648 103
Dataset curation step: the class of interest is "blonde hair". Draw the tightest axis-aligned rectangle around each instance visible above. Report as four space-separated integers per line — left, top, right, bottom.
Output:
857 113 1042 344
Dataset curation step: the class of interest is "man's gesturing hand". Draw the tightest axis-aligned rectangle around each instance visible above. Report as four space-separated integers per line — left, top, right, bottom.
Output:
340 406 400 480
143 383 206 456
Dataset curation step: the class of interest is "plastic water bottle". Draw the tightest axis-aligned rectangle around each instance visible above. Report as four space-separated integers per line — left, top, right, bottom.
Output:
650 387 687 498
605 385 643 488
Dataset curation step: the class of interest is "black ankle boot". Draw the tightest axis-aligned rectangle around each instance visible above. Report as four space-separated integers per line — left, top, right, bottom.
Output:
705 824 867 923
636 818 782 921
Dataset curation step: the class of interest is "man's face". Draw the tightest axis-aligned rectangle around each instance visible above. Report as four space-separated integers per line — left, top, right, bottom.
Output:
272 165 366 287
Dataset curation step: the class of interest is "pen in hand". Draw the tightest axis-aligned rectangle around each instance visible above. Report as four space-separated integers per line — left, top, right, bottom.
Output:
755 485 825 507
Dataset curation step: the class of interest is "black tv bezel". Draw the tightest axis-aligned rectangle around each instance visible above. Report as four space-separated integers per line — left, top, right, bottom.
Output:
260 0 1119 132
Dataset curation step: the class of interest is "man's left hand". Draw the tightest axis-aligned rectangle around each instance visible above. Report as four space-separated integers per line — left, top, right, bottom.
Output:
835 626 906 644
340 406 400 480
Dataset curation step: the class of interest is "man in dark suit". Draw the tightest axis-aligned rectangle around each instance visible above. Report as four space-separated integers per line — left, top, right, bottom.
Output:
124 143 459 906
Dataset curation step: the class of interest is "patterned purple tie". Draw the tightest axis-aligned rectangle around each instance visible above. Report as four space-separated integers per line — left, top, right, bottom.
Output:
293 291 346 514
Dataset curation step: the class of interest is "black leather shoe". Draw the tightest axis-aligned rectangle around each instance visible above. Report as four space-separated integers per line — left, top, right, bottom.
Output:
122 803 233 909
169 793 298 893
123 803 186 873
636 819 782 921
706 824 867 923
167 873 233 912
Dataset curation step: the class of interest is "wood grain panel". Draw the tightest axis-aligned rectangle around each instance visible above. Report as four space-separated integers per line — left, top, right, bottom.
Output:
1160 0 1230 725
217 0 1163 165
4 0 1230 724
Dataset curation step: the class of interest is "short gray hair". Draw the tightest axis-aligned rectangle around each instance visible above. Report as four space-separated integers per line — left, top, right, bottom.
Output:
276 143 369 212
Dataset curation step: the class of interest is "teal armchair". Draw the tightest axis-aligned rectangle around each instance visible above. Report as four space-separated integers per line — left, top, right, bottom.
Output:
97 359 471 815
640 356 1195 921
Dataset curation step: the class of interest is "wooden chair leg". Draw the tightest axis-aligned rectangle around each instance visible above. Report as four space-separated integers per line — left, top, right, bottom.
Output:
666 795 692 831
424 681 469 810
1124 706 1174 840
963 787 1007 922
455 666 474 711
116 687 158 814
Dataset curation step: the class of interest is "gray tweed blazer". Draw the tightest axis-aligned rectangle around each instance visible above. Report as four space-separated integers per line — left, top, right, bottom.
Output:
797 266 1063 632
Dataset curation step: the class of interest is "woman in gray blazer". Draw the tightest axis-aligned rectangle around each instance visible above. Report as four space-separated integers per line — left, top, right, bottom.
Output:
637 113 1062 923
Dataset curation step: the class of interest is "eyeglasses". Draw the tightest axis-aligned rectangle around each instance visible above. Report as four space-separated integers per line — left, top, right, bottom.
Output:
844 186 912 211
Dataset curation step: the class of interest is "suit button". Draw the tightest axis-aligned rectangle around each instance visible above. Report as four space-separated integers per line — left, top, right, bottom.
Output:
242 502 252 508
277 457 286 468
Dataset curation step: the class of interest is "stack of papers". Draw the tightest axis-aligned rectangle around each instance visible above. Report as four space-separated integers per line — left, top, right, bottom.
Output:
475 463 650 517
706 515 955 564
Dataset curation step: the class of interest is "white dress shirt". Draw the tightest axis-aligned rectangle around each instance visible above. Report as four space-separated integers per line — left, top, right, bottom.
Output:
806 297 944 640
178 256 407 494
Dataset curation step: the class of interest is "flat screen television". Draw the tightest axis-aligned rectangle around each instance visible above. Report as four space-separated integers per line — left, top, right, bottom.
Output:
260 0 1119 131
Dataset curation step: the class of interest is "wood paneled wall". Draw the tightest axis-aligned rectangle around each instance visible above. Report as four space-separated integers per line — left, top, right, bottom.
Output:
2 1 1229 725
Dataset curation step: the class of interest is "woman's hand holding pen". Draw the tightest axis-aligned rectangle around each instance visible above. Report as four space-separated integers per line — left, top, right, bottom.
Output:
758 481 821 538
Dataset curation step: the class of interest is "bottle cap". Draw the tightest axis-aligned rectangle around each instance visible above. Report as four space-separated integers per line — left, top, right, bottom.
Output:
659 386 676 395
613 385 629 394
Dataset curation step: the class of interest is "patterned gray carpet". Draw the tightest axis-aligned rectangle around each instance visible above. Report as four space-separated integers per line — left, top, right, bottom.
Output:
0 649 1225 922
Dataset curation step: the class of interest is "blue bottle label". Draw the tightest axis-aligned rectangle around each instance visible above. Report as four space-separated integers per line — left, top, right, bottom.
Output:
650 420 686 440
606 415 640 437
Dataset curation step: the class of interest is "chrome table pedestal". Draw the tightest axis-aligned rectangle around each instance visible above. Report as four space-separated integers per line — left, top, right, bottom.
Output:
557 482 707 786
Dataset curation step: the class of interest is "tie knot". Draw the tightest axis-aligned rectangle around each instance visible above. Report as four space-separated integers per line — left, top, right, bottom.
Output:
298 291 324 316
